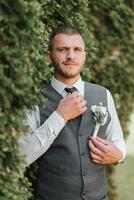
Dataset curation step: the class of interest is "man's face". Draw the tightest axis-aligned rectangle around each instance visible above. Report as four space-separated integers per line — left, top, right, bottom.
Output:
48 34 86 80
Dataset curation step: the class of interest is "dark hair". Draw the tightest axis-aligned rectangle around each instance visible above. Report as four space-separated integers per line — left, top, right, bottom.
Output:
48 25 84 52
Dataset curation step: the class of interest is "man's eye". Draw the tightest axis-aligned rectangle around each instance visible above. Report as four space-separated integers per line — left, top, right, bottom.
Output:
75 48 82 51
59 48 65 52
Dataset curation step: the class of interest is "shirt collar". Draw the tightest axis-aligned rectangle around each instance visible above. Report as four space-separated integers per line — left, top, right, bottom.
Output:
51 76 84 96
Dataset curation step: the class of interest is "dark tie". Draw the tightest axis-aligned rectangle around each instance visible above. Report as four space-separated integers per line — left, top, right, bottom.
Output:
64 87 77 94
64 87 81 127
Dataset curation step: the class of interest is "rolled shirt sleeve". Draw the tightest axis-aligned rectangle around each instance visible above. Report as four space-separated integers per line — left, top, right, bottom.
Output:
106 90 127 160
18 106 65 166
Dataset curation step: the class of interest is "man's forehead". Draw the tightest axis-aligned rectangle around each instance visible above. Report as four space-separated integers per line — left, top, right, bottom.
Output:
53 33 85 47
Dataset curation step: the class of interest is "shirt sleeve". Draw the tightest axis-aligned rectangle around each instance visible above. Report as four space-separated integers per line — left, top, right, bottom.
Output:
18 106 65 166
106 90 127 159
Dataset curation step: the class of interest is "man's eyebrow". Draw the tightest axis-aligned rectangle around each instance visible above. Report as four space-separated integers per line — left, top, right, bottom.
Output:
56 46 69 49
56 46 84 50
74 47 83 50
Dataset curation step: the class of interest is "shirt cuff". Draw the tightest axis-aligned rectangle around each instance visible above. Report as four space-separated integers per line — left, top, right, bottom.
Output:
114 148 126 165
114 158 125 165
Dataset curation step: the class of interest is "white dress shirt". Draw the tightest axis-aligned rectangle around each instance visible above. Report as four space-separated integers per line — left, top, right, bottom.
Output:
19 77 126 166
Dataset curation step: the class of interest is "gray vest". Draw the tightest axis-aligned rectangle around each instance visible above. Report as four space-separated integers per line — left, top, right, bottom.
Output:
36 82 111 200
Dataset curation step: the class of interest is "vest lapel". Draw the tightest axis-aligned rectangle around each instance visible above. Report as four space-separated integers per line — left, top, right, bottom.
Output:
78 82 95 138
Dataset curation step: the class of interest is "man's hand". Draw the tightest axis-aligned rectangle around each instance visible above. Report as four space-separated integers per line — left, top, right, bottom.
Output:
89 136 123 165
56 91 87 122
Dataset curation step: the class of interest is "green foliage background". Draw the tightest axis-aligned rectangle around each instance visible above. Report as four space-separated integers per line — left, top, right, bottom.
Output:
0 0 134 199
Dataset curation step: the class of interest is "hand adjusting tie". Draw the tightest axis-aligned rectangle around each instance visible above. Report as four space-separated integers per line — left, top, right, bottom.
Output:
64 87 82 124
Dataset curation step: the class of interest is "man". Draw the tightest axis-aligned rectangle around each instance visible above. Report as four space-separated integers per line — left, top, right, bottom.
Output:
19 26 126 200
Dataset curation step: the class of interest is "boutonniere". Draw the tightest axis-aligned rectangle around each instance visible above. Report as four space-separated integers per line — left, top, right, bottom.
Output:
91 102 108 138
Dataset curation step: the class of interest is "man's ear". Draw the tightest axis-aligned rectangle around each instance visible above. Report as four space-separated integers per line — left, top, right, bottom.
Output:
83 50 87 63
47 51 52 64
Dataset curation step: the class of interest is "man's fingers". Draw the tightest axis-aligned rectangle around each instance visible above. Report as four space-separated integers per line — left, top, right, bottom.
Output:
71 92 87 108
89 140 104 157
90 151 102 162
95 136 109 145
90 137 108 152
81 100 87 107
81 106 87 113
71 91 80 97
92 159 103 164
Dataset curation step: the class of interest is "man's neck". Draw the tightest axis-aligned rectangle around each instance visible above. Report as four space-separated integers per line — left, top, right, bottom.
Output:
54 74 80 86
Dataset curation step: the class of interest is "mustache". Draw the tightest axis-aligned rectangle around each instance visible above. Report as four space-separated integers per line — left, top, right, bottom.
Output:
63 61 78 65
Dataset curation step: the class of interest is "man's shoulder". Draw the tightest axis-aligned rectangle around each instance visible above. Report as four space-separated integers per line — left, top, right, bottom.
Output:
41 83 51 90
84 81 109 106
41 83 52 94
84 81 107 91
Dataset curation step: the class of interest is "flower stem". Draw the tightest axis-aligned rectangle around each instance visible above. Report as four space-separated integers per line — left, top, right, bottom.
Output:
92 124 100 138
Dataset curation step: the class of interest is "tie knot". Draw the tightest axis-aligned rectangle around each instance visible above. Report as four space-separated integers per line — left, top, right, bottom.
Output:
64 87 77 94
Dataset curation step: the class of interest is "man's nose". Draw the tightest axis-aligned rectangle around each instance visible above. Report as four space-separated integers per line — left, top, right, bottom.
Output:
66 49 75 60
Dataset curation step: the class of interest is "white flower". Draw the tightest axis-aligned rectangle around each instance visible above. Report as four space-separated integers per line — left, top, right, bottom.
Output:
91 102 108 138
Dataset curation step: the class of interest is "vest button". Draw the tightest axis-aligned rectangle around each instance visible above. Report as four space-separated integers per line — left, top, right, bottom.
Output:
82 174 85 177
82 192 86 200
82 191 86 195
79 133 82 136
80 152 86 156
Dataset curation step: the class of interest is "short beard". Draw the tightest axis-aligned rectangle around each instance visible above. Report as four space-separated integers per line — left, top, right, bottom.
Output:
51 60 81 79
54 67 80 78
